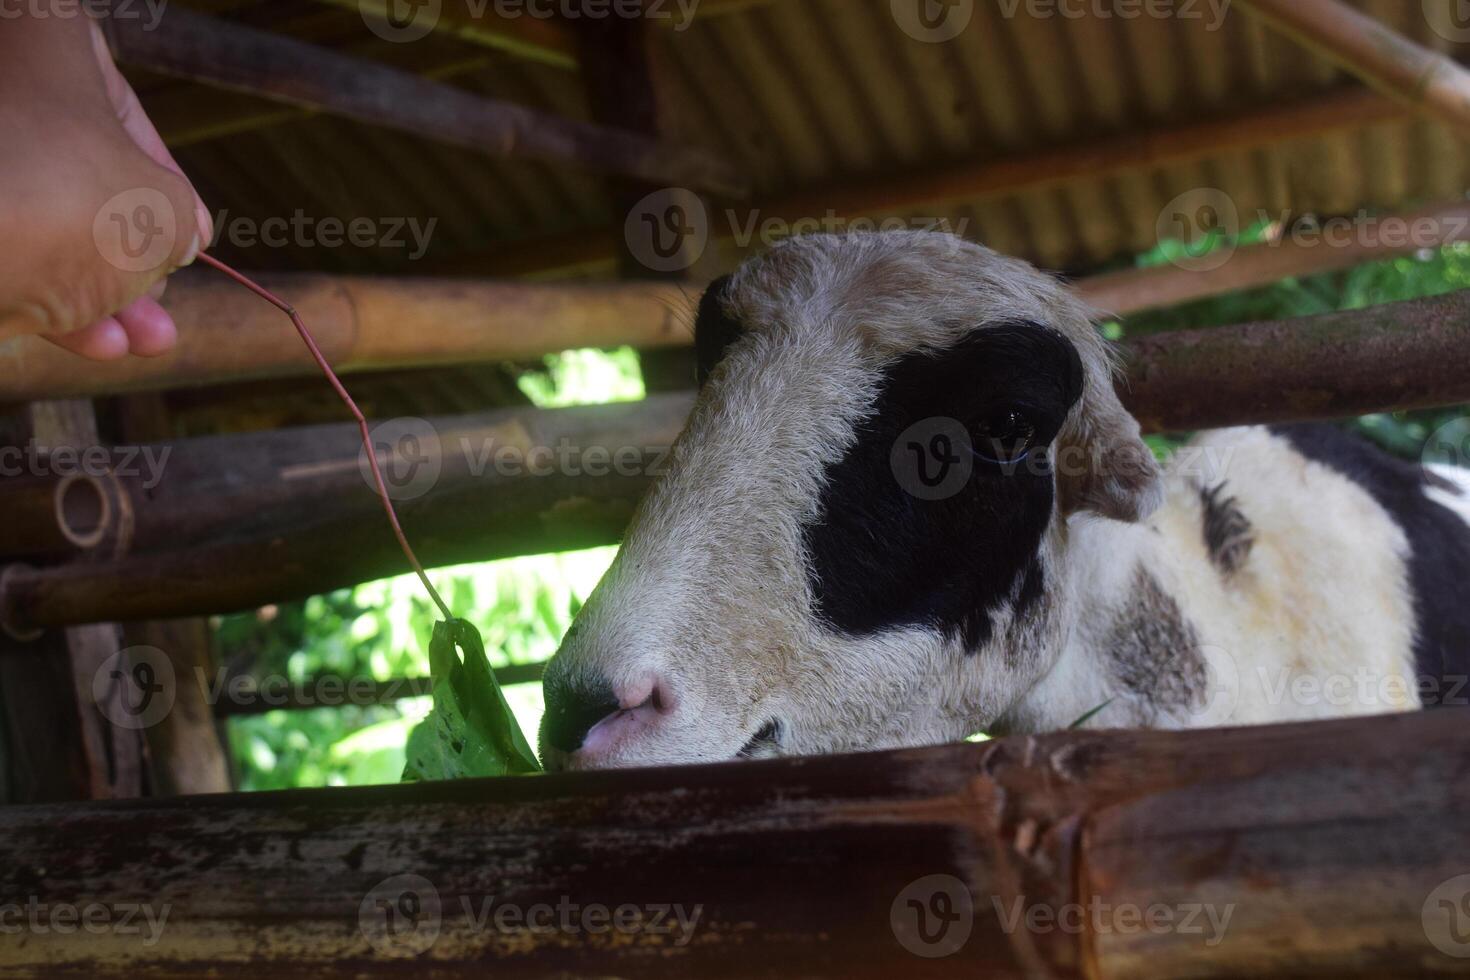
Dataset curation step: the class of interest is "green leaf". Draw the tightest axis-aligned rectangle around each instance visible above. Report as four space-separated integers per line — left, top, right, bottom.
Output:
1069 699 1115 730
402 619 543 781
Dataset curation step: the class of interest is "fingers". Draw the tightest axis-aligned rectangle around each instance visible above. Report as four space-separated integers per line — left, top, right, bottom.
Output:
41 296 177 361
42 317 130 361
114 294 177 357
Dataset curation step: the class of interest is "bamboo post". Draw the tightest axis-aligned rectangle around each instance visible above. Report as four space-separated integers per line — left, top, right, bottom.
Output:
1235 0 1470 134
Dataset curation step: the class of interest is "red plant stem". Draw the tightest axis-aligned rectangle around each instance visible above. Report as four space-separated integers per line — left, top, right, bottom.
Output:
196 252 453 622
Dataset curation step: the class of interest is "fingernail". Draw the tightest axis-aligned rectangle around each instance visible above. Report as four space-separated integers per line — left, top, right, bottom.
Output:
180 232 201 268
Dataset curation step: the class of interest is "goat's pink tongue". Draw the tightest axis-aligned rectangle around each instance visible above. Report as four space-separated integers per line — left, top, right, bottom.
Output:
579 701 662 758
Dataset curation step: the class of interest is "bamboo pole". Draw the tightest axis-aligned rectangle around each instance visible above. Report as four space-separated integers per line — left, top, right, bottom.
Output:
0 272 695 403
0 710 1464 976
8 195 1470 404
1235 0 1470 134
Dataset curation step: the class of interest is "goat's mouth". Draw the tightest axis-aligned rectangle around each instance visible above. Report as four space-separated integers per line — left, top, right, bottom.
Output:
736 719 784 759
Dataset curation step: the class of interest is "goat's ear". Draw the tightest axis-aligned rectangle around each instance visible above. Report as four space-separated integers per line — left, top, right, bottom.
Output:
694 275 743 388
1056 382 1164 523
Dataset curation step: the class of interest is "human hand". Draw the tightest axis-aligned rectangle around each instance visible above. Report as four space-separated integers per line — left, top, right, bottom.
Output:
0 13 212 360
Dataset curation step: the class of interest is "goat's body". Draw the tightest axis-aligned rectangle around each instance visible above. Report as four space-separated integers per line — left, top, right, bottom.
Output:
1002 425 1470 733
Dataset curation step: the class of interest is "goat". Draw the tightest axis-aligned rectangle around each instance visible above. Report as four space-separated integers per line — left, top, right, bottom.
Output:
538 231 1470 771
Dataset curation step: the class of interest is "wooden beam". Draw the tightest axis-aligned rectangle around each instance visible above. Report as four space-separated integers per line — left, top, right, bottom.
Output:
1236 0 1470 135
9 193 1469 404
5 287 1470 630
0 271 695 404
103 6 745 196
0 710 1465 975
1120 287 1470 432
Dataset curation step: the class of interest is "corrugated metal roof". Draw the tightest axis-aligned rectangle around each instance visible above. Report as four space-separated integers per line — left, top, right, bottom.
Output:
136 0 1470 278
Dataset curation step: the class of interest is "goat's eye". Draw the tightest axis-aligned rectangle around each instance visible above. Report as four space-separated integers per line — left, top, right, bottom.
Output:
974 409 1036 462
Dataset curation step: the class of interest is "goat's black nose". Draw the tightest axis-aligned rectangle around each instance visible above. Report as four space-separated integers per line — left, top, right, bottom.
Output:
540 676 621 754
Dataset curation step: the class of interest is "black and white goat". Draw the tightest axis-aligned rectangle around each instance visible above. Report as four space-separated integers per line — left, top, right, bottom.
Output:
539 231 1470 770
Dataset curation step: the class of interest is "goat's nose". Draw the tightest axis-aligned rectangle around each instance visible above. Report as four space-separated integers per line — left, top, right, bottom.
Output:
541 677 622 755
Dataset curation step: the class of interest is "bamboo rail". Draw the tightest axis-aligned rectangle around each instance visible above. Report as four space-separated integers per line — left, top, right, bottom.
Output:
4 289 1470 630
8 196 1470 404
1236 0 1470 135
0 273 695 403
0 710 1464 976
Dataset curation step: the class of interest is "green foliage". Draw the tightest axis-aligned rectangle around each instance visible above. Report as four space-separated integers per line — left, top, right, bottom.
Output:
220 345 643 791
402 619 542 781
1112 239 1470 459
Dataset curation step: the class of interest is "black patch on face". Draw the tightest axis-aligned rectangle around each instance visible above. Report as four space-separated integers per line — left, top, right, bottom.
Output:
694 275 743 387
803 323 1084 651
1273 423 1470 707
1199 481 1254 576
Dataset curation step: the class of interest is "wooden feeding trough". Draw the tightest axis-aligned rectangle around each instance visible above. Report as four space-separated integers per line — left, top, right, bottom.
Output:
2 0 1470 976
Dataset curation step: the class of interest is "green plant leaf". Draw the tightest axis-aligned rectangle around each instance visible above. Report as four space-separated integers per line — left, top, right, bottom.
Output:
402 619 543 781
